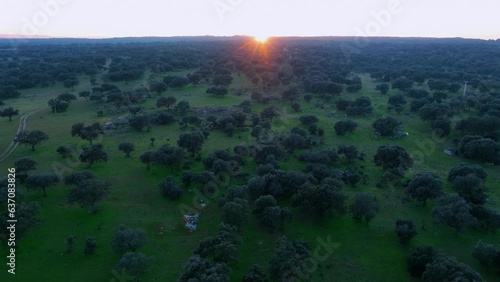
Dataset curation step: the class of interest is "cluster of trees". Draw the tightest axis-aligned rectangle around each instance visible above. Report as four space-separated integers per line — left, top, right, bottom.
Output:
292 178 346 218
111 224 151 277
209 110 247 137
13 157 38 183
71 122 103 144
178 131 206 157
65 171 110 213
404 163 498 235
48 93 78 113
206 86 228 97
374 144 414 177
458 135 499 164
158 177 182 200
448 164 499 232
296 115 324 136
387 93 407 113
156 96 176 109
0 85 21 99
407 246 483 281
79 144 108 168
334 120 358 135
140 144 184 171
362 38 500 87
194 223 242 263
268 236 311 281
372 117 402 137
472 241 500 276
253 195 292 233
178 255 230 281
334 96 373 117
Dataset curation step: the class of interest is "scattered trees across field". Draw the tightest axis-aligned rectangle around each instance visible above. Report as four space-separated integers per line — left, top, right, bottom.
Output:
2 37 500 282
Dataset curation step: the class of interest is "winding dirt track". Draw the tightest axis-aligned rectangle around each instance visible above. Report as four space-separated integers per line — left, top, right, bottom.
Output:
0 110 39 163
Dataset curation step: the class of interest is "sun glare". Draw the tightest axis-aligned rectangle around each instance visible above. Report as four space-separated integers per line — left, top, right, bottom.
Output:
254 35 269 43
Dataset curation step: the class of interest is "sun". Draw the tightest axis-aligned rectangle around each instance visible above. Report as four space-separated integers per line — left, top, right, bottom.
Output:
253 35 269 43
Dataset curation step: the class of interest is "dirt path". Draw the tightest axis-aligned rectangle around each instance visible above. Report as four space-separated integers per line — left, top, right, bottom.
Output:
0 110 39 163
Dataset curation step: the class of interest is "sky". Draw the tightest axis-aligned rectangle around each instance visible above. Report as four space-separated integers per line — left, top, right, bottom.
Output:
1 0 499 39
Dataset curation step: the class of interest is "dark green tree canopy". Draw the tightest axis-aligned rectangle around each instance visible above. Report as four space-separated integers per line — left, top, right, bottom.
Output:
452 174 488 205
194 223 242 263
57 93 77 103
114 252 152 277
158 176 182 200
338 145 359 163
220 198 248 228
351 192 378 223
421 253 483 282
79 144 108 167
16 130 49 151
472 240 499 269
395 219 417 244
118 142 135 157
458 135 499 163
176 100 191 115
242 265 268 282
374 144 413 176
407 246 436 278
25 173 59 196
48 98 69 113
68 179 110 212
291 180 346 218
0 106 19 121
206 86 228 97
111 224 146 255
71 122 103 145
156 96 176 109
375 83 389 94
177 131 205 157
372 117 402 137
14 157 38 173
269 236 311 281
178 255 230 282
334 120 358 136
432 194 477 234
447 163 487 182
64 170 94 185
260 106 280 120
405 172 443 206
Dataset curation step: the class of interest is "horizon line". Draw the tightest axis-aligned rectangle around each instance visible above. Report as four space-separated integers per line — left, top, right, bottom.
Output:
0 34 499 41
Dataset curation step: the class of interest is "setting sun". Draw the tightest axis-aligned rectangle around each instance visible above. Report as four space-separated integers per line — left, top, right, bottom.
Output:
253 35 269 43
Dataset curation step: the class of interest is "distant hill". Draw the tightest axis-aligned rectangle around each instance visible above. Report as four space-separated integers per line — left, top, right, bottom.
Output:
0 34 54 39
0 35 249 45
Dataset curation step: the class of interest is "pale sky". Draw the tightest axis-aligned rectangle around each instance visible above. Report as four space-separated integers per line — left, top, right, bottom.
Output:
1 0 499 39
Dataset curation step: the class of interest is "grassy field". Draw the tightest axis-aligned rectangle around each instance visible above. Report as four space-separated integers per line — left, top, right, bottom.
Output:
0 72 499 281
